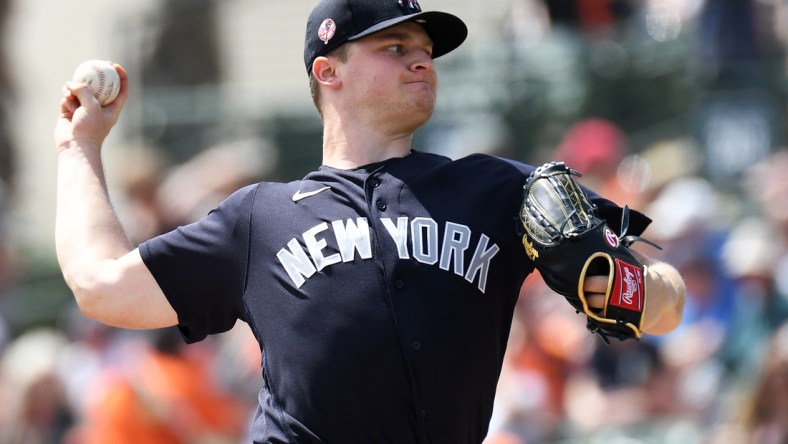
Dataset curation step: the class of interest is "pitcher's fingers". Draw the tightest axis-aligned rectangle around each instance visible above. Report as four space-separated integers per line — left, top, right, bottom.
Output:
60 85 79 115
585 293 605 310
105 62 129 110
583 275 609 295
65 80 99 109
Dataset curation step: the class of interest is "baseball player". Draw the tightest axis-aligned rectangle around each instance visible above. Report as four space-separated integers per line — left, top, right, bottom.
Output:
54 0 686 443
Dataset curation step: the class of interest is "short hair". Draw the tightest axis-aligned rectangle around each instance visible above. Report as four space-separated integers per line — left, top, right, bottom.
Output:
309 43 351 120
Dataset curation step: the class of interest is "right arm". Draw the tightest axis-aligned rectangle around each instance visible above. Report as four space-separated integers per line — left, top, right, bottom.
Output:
55 63 177 329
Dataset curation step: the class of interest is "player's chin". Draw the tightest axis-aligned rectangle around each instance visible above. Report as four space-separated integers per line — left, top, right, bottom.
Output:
408 94 436 116
406 106 434 130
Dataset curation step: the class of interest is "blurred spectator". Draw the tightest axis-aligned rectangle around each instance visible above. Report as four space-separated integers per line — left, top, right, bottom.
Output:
73 328 247 444
641 171 735 426
554 118 624 183
210 322 265 418
621 138 704 205
740 321 788 444
0 329 74 444
108 136 277 242
563 341 664 434
153 136 276 231
553 118 635 206
488 273 595 443
717 217 788 378
743 151 788 238
708 321 788 444
110 144 168 245
697 0 785 86
542 0 637 34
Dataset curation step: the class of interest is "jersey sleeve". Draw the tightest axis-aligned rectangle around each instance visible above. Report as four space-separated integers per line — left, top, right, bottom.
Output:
139 184 258 343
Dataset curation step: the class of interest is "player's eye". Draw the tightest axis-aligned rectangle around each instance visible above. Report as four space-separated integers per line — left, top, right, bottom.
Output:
386 44 405 54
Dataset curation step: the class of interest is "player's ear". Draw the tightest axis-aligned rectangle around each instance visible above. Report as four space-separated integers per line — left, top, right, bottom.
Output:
312 57 341 90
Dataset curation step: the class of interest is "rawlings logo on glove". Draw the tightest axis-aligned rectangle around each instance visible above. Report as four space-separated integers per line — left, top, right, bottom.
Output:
519 162 660 343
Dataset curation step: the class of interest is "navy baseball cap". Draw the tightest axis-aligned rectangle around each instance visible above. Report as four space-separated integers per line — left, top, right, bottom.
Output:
304 0 468 74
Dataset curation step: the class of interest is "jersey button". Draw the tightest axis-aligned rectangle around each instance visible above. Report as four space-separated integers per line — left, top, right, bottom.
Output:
394 279 404 289
411 340 422 351
369 178 381 188
376 199 387 211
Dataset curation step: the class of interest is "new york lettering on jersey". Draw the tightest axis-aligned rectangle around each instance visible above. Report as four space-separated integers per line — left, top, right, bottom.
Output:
276 216 500 292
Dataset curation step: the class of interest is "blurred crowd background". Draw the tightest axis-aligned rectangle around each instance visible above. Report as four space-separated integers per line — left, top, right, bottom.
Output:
0 0 786 443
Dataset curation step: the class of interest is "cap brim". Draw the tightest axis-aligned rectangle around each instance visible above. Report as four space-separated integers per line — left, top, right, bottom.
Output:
348 11 467 59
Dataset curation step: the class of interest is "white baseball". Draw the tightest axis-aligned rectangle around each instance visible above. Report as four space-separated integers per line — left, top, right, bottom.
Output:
72 60 121 106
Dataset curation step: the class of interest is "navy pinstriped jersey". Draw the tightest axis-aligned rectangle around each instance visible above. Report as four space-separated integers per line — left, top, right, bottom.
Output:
139 150 649 444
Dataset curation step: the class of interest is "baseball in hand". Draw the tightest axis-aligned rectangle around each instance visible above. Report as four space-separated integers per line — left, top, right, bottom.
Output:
72 60 121 106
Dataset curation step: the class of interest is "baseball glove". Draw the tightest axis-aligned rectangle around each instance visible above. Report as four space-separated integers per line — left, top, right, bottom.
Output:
519 162 660 343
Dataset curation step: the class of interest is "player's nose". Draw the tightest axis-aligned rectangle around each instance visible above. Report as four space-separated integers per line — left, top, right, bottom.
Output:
410 50 434 73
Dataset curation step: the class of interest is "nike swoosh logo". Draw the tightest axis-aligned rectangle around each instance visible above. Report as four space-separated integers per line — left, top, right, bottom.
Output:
292 186 331 202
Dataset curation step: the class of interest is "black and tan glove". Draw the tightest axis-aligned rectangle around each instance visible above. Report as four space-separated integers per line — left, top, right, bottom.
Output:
519 161 660 343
